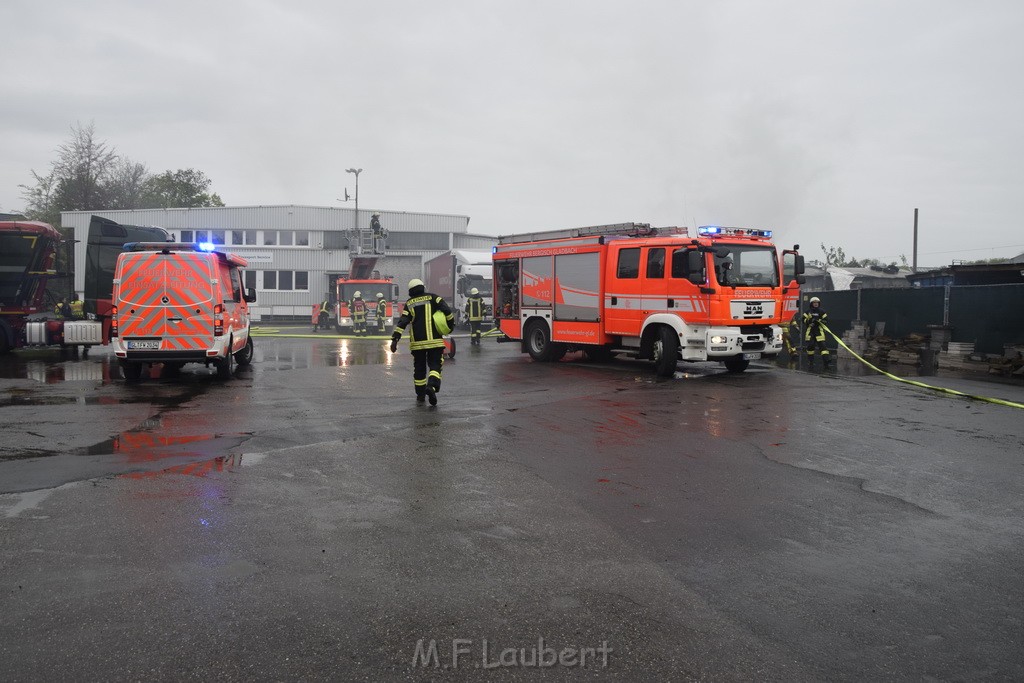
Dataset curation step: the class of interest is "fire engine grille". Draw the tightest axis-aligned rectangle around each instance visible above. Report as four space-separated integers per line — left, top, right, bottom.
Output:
741 341 766 352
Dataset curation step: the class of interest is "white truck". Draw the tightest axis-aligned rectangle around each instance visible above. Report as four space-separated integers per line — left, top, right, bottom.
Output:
423 249 494 328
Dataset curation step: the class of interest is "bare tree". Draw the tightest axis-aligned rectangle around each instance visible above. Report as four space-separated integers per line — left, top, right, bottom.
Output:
106 159 150 209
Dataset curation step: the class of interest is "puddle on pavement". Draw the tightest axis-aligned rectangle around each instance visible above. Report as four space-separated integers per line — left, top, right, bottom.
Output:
256 338 397 370
120 452 256 480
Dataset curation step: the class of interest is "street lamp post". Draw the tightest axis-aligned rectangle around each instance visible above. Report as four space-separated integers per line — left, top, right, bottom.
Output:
346 168 362 247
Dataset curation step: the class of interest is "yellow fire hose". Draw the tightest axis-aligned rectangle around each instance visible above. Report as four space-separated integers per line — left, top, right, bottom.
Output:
822 323 1024 410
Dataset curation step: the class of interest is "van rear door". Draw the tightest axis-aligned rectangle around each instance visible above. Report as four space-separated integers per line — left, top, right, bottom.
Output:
117 251 215 351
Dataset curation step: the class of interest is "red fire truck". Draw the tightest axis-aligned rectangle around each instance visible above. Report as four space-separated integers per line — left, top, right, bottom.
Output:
492 222 804 375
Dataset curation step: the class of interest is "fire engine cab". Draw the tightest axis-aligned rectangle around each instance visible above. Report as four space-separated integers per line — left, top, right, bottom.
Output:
493 223 804 375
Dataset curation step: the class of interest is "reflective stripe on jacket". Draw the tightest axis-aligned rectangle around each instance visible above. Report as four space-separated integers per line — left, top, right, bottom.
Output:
393 293 453 350
466 296 484 321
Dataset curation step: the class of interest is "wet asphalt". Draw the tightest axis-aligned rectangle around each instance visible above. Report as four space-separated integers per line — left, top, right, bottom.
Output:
1 330 1023 681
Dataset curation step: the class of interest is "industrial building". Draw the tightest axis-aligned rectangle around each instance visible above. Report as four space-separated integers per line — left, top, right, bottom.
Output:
61 205 496 321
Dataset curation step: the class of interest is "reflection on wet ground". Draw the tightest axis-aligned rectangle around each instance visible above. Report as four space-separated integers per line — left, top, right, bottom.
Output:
1 337 1017 387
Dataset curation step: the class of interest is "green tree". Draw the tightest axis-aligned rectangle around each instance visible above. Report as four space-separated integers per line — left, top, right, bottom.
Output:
820 243 861 267
141 169 225 208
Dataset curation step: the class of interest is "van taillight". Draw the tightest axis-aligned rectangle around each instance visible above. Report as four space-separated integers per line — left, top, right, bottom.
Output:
110 306 119 337
214 304 224 336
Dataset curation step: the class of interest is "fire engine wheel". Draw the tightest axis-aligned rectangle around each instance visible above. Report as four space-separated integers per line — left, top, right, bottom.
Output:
525 320 564 362
216 344 235 379
652 326 680 377
120 361 144 382
724 358 750 373
234 336 254 367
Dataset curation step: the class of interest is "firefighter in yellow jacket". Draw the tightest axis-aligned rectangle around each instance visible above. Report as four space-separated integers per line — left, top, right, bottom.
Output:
350 291 368 336
376 292 389 335
802 296 830 367
390 279 454 406
465 287 485 345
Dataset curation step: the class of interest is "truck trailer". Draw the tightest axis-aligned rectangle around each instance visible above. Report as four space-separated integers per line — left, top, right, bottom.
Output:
423 249 494 328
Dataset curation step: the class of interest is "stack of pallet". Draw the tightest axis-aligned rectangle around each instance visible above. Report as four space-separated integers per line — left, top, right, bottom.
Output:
838 321 870 358
937 341 980 370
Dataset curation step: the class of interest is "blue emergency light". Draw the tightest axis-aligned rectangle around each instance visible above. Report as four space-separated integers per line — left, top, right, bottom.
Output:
197 242 216 252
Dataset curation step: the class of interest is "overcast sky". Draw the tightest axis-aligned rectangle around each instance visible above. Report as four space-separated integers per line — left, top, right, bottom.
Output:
3 0 1023 266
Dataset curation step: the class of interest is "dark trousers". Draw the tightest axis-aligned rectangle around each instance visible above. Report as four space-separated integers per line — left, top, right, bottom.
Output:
412 346 444 395
805 336 830 360
469 320 482 344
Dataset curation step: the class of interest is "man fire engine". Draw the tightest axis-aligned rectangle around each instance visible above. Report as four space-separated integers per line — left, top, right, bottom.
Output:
492 222 804 376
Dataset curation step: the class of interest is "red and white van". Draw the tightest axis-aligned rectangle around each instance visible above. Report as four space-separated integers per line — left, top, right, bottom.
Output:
111 242 256 380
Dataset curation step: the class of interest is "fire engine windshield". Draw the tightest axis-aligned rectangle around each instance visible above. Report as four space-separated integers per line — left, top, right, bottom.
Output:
712 246 779 288
0 233 46 306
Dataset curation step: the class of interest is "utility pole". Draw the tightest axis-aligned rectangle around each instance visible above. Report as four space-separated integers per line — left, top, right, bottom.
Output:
913 208 919 273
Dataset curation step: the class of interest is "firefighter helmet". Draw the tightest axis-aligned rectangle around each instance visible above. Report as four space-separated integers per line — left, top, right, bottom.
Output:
470 288 479 295
354 291 362 298
810 296 821 304
408 278 424 290
376 292 384 298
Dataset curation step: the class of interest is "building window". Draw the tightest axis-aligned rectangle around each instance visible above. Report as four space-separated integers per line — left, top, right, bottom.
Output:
256 270 309 291
180 230 193 243
279 232 294 246
232 230 256 246
385 231 449 250
211 230 226 245
263 231 277 246
295 231 309 246
244 270 256 290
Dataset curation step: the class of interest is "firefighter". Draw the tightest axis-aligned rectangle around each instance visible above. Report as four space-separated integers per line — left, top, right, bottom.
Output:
390 278 454 406
315 298 331 331
465 287 485 345
69 294 84 319
802 296 830 366
782 311 800 356
375 292 388 335
55 297 72 319
350 291 367 336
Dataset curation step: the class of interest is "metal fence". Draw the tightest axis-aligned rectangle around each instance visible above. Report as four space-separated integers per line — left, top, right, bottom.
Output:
807 284 1024 354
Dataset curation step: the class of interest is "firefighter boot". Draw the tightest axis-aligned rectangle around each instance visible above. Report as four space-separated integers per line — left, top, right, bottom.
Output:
822 351 831 368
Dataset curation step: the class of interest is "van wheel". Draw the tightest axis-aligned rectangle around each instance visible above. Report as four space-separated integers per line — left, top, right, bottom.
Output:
724 358 749 373
652 326 679 377
121 361 143 381
216 343 235 379
234 336 254 366
525 320 563 362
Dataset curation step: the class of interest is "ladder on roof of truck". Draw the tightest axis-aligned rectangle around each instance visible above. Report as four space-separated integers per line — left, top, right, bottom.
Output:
497 222 690 245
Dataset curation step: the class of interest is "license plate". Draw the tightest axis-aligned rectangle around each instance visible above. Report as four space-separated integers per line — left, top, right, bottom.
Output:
127 340 161 350
743 352 762 360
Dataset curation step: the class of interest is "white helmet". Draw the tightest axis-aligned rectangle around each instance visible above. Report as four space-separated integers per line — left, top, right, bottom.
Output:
408 278 424 289
810 296 821 303
376 292 384 298
354 291 362 298
470 287 479 295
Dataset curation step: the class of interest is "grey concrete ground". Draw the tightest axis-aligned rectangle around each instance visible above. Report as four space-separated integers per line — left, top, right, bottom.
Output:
1 332 1023 681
